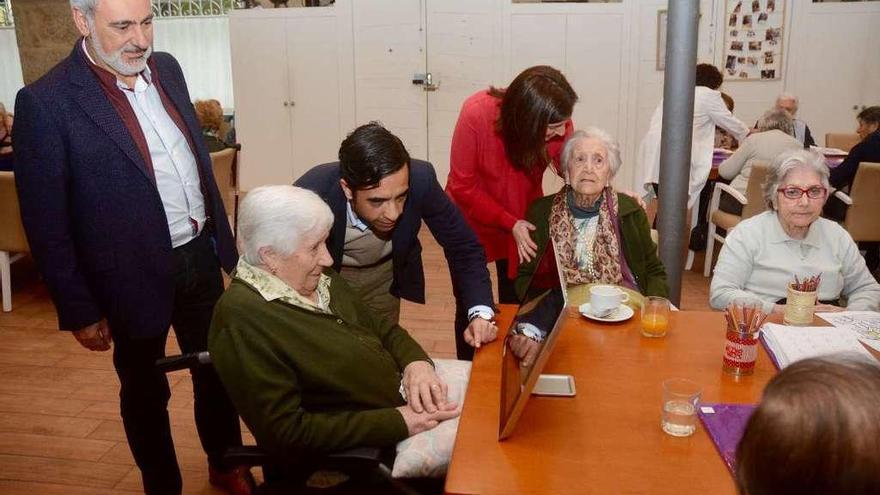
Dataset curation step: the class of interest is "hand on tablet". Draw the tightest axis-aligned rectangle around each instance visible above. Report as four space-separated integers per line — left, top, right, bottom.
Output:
464 317 498 349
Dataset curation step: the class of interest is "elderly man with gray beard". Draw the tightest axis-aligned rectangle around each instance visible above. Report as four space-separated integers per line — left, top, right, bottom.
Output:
12 0 252 493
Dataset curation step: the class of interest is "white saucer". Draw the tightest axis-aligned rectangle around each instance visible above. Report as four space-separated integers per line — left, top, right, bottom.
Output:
579 303 635 323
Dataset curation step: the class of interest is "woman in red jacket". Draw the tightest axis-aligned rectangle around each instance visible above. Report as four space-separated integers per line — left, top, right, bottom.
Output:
446 65 577 303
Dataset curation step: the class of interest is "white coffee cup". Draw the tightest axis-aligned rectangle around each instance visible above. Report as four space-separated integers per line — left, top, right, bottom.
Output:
589 285 629 315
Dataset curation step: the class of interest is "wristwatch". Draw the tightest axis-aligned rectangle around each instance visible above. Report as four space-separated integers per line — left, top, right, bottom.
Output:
468 308 494 322
513 323 545 343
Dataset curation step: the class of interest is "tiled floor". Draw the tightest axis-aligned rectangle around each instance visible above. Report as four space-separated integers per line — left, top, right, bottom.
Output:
0 226 713 493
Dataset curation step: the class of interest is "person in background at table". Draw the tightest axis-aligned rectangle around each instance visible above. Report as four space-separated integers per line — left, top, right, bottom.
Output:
0 102 13 171
714 92 739 150
773 93 815 148
635 63 750 250
736 356 880 495
825 105 880 273
710 149 880 316
717 108 802 215
516 128 668 299
296 123 496 361
446 65 577 304
828 106 880 191
194 98 231 152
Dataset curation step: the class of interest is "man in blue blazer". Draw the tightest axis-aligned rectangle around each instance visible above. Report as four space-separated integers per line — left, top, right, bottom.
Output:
12 0 251 493
296 123 497 360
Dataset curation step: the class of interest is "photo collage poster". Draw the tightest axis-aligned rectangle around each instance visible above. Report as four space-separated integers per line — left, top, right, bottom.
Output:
724 0 784 81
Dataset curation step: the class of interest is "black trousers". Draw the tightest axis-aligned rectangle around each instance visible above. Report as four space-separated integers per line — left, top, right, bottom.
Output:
111 232 242 495
453 295 473 361
494 259 519 305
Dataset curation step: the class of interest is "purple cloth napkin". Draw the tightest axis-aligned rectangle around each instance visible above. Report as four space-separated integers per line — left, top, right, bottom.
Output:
697 403 757 475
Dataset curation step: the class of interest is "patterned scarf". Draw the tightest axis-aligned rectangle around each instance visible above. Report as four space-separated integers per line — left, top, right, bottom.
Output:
549 186 624 286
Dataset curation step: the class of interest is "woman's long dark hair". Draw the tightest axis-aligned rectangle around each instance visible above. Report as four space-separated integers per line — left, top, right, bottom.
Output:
490 66 578 172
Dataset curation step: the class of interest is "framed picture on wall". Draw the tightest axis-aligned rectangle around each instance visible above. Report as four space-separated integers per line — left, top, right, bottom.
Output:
723 0 785 80
656 10 667 71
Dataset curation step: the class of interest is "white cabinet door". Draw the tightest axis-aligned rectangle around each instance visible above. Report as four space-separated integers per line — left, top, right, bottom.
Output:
352 0 428 162
230 16 292 191
426 0 501 187
787 1 880 143
286 14 347 180
506 3 630 192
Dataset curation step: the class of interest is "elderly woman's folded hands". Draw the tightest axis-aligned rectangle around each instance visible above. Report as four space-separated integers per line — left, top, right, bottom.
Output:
398 360 460 435
402 360 452 413
396 402 460 436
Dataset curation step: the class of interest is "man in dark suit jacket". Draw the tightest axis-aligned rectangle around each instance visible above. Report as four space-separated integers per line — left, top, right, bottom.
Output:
827 106 880 272
296 122 497 360
12 1 251 493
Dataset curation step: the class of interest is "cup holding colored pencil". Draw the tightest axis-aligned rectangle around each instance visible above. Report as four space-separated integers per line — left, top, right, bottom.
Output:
722 299 768 376
783 274 820 326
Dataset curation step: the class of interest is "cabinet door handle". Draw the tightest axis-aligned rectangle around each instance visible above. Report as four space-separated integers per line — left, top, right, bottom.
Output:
284 101 289 107
412 72 439 92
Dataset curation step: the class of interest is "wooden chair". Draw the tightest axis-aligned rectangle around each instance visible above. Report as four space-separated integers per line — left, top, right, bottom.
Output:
0 172 30 312
825 133 860 152
832 162 880 243
703 162 770 277
209 146 239 233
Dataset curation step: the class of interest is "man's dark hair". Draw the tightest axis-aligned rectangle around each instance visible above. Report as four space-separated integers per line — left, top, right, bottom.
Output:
857 106 880 125
338 122 410 189
695 63 723 89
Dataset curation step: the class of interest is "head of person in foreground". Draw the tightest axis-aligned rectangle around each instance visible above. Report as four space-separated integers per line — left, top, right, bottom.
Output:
736 355 880 495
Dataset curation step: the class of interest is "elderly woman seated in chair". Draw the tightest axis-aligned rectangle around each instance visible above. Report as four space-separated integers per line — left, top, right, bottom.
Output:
516 127 668 298
710 149 880 315
208 185 459 463
510 128 668 365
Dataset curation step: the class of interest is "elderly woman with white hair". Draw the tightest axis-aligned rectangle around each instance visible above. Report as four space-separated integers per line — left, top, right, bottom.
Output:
710 149 880 315
208 185 458 463
516 127 668 297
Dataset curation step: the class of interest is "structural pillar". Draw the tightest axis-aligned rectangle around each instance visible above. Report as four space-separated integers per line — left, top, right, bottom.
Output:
656 0 700 307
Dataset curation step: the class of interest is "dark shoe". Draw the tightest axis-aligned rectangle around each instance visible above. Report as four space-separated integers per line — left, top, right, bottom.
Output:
209 465 256 495
689 226 707 252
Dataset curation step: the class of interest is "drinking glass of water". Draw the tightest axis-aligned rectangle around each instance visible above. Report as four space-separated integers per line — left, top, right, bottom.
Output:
661 378 701 437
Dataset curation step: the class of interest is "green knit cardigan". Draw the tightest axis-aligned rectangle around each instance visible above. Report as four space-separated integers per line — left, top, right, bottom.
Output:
516 192 669 298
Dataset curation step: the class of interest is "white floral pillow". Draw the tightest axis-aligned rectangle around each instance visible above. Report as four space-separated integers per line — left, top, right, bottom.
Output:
391 358 471 478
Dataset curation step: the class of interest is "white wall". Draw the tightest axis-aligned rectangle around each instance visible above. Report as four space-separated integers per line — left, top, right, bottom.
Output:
785 0 880 142
0 27 24 111
153 17 234 109
0 19 232 112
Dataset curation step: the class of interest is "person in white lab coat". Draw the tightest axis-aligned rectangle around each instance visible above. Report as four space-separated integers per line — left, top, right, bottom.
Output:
635 64 750 212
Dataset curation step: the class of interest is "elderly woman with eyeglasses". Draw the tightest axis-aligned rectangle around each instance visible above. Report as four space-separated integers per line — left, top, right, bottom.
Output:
208 185 459 460
515 127 668 298
710 149 880 315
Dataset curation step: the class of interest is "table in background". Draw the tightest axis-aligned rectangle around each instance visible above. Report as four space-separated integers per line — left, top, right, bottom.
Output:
710 148 846 175
445 306 776 495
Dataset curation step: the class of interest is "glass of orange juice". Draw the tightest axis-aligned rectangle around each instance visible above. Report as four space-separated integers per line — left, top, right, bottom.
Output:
641 296 670 338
